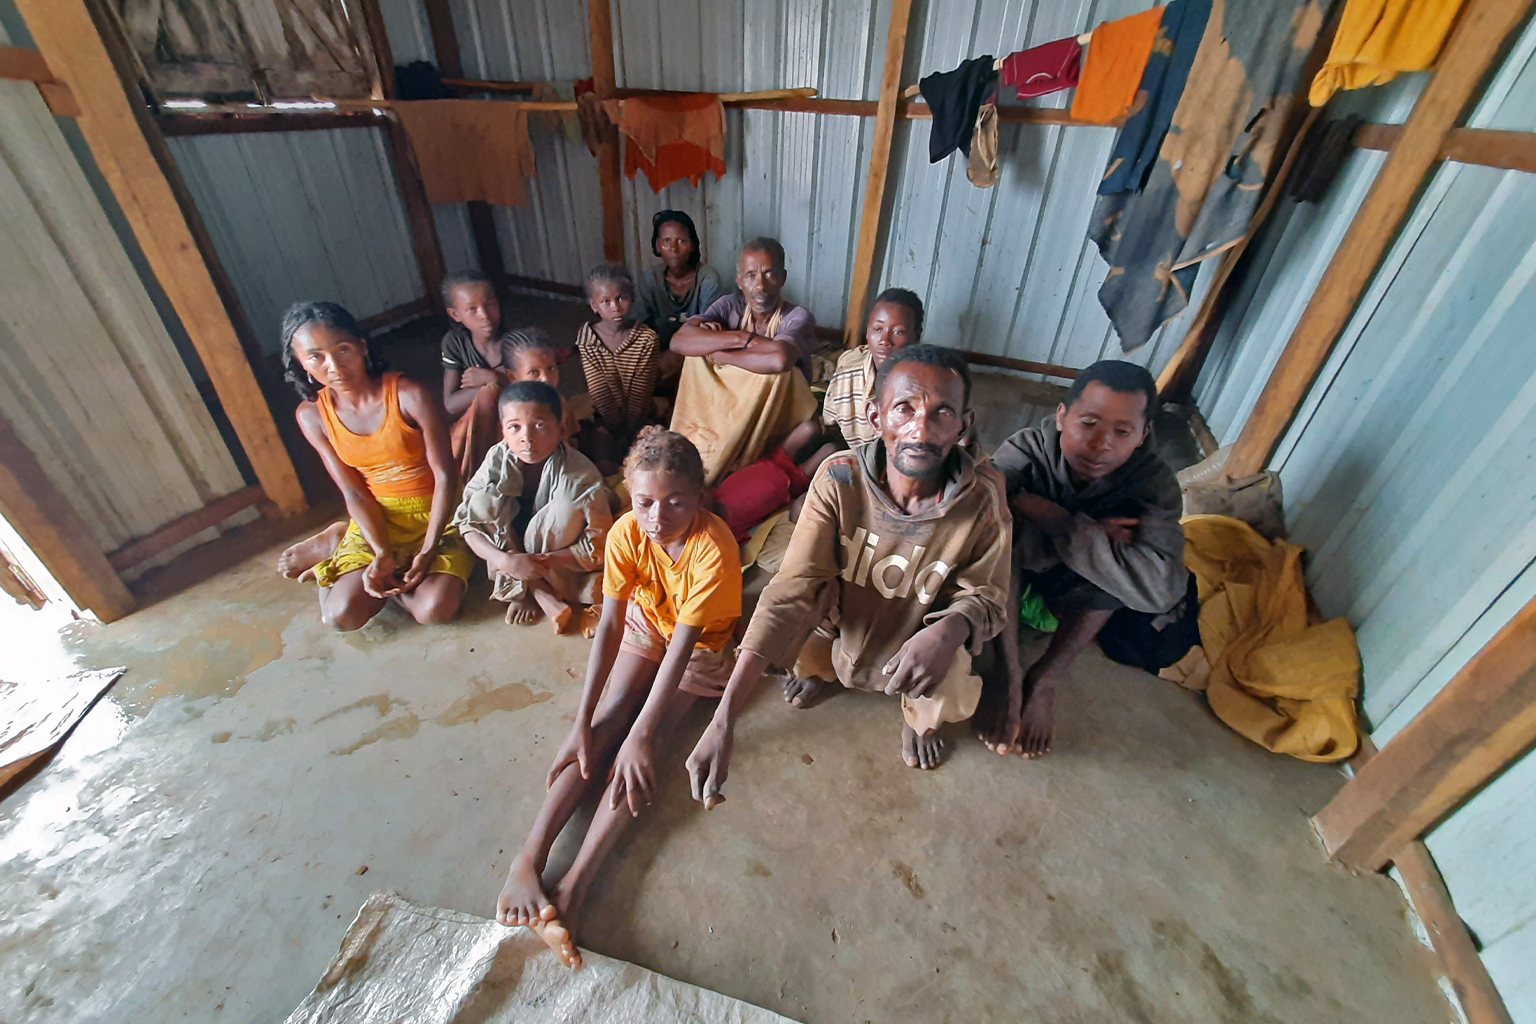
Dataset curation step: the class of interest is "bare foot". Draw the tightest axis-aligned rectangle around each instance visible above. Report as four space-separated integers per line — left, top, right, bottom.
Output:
902 723 946 770
504 594 542 625
1018 683 1056 759
579 605 601 639
533 589 574 635
973 693 1022 755
278 521 346 579
496 855 555 927
539 880 584 969
783 674 831 709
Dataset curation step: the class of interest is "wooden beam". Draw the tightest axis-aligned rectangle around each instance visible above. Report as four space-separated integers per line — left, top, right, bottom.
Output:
1224 0 1536 479
354 0 394 101
0 43 51 82
107 485 264 572
16 0 307 516
504 274 586 298
961 350 1081 381
1394 841 1516 1024
381 114 448 310
0 410 135 622
842 0 915 348
157 110 385 135
420 0 504 282
1312 592 1536 870
442 77 540 94
1356 122 1536 174
356 296 433 334
587 0 625 263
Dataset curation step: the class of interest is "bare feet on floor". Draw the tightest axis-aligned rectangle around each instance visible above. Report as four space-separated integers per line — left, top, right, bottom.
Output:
537 878 583 969
533 590 574 635
504 594 542 625
902 724 946 770
783 674 831 709
971 682 1021 755
495 856 554 927
277 521 346 580
1018 682 1056 759
579 605 601 639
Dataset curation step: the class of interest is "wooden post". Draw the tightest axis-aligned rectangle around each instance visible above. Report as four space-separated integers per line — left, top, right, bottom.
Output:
1394 841 1517 1024
360 0 446 308
1224 0 1535 478
421 0 505 283
15 0 307 515
0 411 135 622
1312 593 1536 871
587 0 625 263
843 0 915 347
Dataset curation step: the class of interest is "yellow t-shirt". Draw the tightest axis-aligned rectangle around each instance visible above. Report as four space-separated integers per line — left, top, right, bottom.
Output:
603 510 742 651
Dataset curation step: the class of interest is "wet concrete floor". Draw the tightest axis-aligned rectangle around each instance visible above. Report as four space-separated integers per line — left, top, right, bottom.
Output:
0 525 1450 1023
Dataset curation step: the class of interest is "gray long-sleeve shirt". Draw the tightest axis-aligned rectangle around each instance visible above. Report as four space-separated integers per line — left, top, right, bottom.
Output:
991 419 1186 614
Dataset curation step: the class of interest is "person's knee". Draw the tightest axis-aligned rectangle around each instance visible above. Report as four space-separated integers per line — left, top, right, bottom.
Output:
411 585 463 624
322 601 372 632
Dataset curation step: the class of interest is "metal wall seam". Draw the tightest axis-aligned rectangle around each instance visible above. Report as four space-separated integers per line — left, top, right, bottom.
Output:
167 127 423 355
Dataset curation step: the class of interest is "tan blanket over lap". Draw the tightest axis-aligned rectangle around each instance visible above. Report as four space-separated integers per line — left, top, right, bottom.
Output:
283 893 800 1024
1169 514 1361 762
669 358 817 487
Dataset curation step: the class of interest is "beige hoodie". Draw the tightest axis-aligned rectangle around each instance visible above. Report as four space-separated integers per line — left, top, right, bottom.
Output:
741 440 1011 687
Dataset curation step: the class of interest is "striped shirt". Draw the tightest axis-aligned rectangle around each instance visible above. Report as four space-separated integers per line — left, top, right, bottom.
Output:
821 346 879 444
577 320 659 434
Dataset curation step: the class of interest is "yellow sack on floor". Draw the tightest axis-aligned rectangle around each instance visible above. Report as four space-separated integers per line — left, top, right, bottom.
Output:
1180 514 1360 762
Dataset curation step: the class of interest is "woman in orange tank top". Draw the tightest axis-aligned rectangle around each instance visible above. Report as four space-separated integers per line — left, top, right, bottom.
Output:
280 302 470 631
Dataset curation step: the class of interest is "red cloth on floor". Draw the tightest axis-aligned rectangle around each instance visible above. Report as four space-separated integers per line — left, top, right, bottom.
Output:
713 447 810 544
604 93 727 190
1000 37 1083 97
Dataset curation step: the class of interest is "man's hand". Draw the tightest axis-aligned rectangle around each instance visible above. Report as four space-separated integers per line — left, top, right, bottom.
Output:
1098 516 1140 544
609 732 656 817
881 615 969 698
547 721 593 786
696 319 723 331
1012 492 1075 535
685 715 733 809
362 550 401 598
460 367 502 389
498 551 547 581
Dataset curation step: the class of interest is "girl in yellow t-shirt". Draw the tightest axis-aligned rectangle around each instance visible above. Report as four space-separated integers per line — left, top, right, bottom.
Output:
494 427 741 970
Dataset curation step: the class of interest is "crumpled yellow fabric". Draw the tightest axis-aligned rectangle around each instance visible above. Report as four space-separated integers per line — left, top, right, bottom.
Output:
1309 0 1467 106
1167 514 1360 762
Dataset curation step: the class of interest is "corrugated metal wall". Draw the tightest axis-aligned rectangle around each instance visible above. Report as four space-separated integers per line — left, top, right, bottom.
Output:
167 128 425 356
374 0 1203 365
1191 21 1536 1020
0 78 246 562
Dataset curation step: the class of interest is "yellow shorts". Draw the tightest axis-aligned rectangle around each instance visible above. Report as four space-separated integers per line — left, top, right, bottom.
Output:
312 495 473 588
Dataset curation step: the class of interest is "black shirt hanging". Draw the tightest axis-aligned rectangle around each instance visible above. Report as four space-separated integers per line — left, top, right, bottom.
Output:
919 56 998 163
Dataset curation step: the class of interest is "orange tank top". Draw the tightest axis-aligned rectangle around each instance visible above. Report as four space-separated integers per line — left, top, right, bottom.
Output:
316 372 436 498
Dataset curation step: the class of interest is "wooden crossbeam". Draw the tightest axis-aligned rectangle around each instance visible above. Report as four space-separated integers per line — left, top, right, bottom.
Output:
1312 593 1536 870
1224 0 1536 479
1355 122 1536 174
107 486 265 573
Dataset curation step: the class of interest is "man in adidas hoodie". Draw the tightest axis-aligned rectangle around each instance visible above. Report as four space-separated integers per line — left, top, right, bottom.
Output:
686 345 1011 803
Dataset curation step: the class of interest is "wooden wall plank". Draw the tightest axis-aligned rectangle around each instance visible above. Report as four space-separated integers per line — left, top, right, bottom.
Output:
1313 593 1536 870
587 0 625 263
15 0 307 516
0 410 134 622
842 0 915 347
1357 122 1536 174
1224 0 1536 479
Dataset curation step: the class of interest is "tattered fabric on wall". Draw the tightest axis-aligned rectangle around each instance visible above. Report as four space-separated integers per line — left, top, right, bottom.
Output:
117 0 384 100
394 101 537 208
1091 0 1326 351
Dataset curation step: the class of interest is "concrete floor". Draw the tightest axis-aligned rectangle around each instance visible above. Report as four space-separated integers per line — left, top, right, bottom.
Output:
2 529 1448 1023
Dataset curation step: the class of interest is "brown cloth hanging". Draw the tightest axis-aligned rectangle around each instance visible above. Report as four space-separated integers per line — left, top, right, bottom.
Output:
603 94 727 191
393 100 537 208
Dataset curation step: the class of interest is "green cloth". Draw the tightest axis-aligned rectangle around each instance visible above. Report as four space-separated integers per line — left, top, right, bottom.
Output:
1020 584 1059 633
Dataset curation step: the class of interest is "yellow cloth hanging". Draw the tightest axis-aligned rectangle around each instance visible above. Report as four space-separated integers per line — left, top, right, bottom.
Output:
1309 0 1468 106
1165 514 1361 762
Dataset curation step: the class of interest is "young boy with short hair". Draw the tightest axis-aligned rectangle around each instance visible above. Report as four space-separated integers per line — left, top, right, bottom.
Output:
441 272 508 480
576 263 660 473
453 381 611 633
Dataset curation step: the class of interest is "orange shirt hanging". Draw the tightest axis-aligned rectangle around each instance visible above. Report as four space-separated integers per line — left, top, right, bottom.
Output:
1070 6 1166 125
603 94 727 191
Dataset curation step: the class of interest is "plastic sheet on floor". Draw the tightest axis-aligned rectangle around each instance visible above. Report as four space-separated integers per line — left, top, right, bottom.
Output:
0 667 124 787
284 893 800 1024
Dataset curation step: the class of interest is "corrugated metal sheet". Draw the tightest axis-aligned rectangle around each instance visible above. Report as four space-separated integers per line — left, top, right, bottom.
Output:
376 0 1208 361
167 127 424 355
0 79 245 556
1190 21 1536 1019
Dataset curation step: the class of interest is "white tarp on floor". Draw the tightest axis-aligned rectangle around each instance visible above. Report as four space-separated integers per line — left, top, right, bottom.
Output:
284 893 799 1024
0 667 123 787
